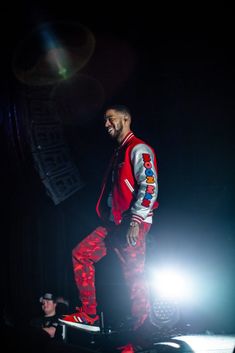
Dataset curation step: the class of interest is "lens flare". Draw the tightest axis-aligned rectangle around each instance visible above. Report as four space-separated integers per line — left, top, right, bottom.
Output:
12 21 95 86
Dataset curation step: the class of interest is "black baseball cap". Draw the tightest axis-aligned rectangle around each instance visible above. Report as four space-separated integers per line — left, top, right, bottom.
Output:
39 293 56 303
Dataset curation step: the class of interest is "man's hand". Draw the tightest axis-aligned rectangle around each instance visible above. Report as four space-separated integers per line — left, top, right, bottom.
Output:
127 221 140 247
43 326 56 338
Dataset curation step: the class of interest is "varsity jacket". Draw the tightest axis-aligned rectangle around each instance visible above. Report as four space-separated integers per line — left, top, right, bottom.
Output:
96 131 158 225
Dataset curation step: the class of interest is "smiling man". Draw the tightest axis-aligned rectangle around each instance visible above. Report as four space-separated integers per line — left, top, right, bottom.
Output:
59 105 159 335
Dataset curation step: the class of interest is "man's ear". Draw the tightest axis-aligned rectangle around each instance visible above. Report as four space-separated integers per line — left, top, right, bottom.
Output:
123 114 129 121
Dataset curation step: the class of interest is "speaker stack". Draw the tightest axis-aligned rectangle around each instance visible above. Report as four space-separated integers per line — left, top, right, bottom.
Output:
18 85 84 205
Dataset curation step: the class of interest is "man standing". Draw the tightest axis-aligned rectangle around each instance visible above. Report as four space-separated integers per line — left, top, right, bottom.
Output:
59 105 158 334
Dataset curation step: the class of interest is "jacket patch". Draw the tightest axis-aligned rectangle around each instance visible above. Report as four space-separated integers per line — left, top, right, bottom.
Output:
141 153 155 207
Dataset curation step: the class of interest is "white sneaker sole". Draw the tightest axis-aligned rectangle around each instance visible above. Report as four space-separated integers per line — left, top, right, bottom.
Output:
59 318 100 332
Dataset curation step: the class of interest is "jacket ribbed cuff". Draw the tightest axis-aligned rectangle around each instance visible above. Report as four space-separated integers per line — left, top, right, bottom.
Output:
131 214 144 225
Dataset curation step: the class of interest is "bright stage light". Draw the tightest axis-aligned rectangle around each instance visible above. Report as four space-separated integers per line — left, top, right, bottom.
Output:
148 267 194 302
147 267 193 328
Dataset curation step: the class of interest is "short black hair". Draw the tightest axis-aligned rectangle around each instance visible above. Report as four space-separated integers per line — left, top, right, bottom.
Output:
105 104 131 116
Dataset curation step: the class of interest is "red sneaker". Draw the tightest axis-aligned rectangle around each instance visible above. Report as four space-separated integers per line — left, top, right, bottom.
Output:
59 308 100 332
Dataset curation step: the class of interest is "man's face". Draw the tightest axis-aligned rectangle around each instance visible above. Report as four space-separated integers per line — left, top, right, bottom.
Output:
104 109 126 140
41 299 56 316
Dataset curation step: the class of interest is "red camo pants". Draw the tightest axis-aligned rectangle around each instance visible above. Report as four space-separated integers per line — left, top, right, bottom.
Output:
72 222 151 330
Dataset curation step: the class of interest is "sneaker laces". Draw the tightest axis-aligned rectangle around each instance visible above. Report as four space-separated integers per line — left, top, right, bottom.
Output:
75 307 97 318
60 307 83 319
75 307 83 313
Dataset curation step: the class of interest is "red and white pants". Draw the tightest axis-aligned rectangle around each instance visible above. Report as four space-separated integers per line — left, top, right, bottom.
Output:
72 222 151 330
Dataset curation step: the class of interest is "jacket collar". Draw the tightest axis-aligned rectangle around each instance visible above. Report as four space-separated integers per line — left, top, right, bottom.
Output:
119 131 134 148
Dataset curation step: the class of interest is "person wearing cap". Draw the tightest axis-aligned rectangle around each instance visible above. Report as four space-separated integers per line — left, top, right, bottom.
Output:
59 105 159 336
30 293 63 339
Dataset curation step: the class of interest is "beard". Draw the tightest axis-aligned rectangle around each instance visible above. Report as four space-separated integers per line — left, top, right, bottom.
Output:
108 122 124 139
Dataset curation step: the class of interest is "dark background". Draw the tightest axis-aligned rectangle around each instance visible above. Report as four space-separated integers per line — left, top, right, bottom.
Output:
0 2 234 334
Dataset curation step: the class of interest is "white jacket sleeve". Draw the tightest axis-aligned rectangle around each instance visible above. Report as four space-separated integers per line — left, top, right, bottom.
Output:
130 143 158 224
